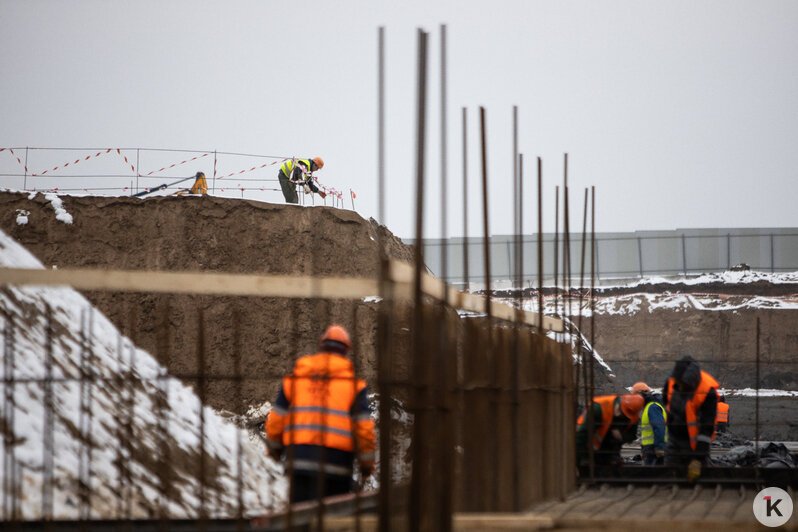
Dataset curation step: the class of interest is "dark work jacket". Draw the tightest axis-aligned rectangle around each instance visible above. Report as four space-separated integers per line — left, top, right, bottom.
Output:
662 361 717 456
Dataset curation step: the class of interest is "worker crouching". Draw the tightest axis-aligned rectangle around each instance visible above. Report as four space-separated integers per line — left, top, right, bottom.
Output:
663 355 719 482
265 325 375 503
576 394 644 467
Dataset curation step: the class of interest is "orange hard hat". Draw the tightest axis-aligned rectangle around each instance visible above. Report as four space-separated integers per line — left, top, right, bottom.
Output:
631 382 651 394
312 157 324 169
620 394 645 421
320 324 350 351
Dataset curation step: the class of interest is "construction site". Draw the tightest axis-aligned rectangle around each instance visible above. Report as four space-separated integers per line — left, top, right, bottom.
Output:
2 20 798 532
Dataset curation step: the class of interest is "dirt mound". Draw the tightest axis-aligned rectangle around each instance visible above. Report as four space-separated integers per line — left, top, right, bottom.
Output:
0 191 414 412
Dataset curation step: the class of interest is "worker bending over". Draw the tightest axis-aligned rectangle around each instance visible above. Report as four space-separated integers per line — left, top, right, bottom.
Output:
278 157 327 204
663 355 719 482
632 382 667 465
576 394 644 467
265 325 375 503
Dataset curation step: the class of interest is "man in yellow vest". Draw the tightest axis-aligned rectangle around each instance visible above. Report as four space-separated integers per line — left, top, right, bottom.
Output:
663 355 719 482
278 157 327 204
632 382 667 465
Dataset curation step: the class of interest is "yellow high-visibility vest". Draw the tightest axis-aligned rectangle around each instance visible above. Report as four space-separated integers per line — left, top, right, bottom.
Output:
641 401 667 446
280 159 312 181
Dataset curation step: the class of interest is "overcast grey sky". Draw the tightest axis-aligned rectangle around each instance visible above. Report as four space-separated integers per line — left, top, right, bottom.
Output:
2 1 797 239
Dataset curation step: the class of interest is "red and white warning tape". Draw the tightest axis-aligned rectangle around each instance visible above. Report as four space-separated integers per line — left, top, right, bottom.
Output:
143 152 209 176
216 158 287 180
0 148 28 174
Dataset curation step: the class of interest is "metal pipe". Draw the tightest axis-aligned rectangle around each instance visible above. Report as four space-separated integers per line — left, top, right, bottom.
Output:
554 186 559 317
42 304 54 520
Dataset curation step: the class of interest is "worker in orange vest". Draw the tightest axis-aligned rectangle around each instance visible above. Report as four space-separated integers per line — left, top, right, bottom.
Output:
662 355 719 482
715 395 730 433
265 325 375 502
575 394 645 466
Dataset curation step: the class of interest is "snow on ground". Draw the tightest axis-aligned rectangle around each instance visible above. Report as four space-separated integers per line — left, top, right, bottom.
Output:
43 193 73 224
0 228 285 519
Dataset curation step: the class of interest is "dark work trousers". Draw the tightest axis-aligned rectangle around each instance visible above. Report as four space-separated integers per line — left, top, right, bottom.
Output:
278 172 299 204
290 471 352 503
664 438 707 466
642 445 664 466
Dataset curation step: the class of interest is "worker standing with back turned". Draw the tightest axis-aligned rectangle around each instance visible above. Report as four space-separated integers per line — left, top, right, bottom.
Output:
265 325 375 503
278 157 327 204
663 355 719 482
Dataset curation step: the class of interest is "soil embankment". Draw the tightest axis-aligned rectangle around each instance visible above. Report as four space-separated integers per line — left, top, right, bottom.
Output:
0 191 414 413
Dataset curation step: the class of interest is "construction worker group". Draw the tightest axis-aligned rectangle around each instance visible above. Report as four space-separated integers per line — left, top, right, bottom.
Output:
576 355 729 482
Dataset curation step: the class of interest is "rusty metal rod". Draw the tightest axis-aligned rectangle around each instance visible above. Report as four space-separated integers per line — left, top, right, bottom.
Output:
537 157 543 329
43 304 54 521
462 107 470 291
588 186 596 483
409 27 429 532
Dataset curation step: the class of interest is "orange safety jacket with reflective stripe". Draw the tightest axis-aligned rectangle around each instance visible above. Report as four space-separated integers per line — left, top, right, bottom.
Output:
266 352 375 458
716 401 729 424
577 395 616 450
666 370 719 450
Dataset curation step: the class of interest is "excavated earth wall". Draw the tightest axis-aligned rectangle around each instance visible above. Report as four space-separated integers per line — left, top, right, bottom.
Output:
0 191 414 413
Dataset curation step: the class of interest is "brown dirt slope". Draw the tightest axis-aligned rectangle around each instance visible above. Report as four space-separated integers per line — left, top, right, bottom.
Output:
0 191 413 412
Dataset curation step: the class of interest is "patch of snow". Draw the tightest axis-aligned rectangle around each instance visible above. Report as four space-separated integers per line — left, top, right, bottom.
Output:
0 228 285 519
15 209 29 225
722 388 798 398
28 191 38 200
363 296 382 303
44 193 73 224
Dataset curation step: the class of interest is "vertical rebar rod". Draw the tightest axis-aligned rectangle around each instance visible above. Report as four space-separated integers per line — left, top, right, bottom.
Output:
511 149 522 512
438 23 454 532
513 106 518 290
375 25 393 532
124 311 137 520
233 309 244 529
42 304 54 521
3 311 16 520
462 108 470 290
554 187 559 318
78 308 93 521
537 158 543 329
577 189 589 415
197 308 207 523
409 27 428 532
755 316 760 485
588 186 596 482
156 299 172 528
479 106 497 511
115 330 124 518
349 302 363 532
441 25 448 286
561 154 571 499
213 151 218 195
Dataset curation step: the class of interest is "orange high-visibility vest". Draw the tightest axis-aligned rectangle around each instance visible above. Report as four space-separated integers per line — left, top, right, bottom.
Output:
577 395 617 450
716 401 729 424
269 352 374 454
666 370 719 450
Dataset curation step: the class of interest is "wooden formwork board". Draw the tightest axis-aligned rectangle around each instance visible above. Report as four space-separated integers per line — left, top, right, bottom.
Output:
0 259 563 332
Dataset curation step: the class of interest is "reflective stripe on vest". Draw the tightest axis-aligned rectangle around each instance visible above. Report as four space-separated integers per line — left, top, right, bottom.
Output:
577 395 616 450
716 402 729 424
666 370 719 450
281 353 367 452
641 401 667 447
280 159 311 181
